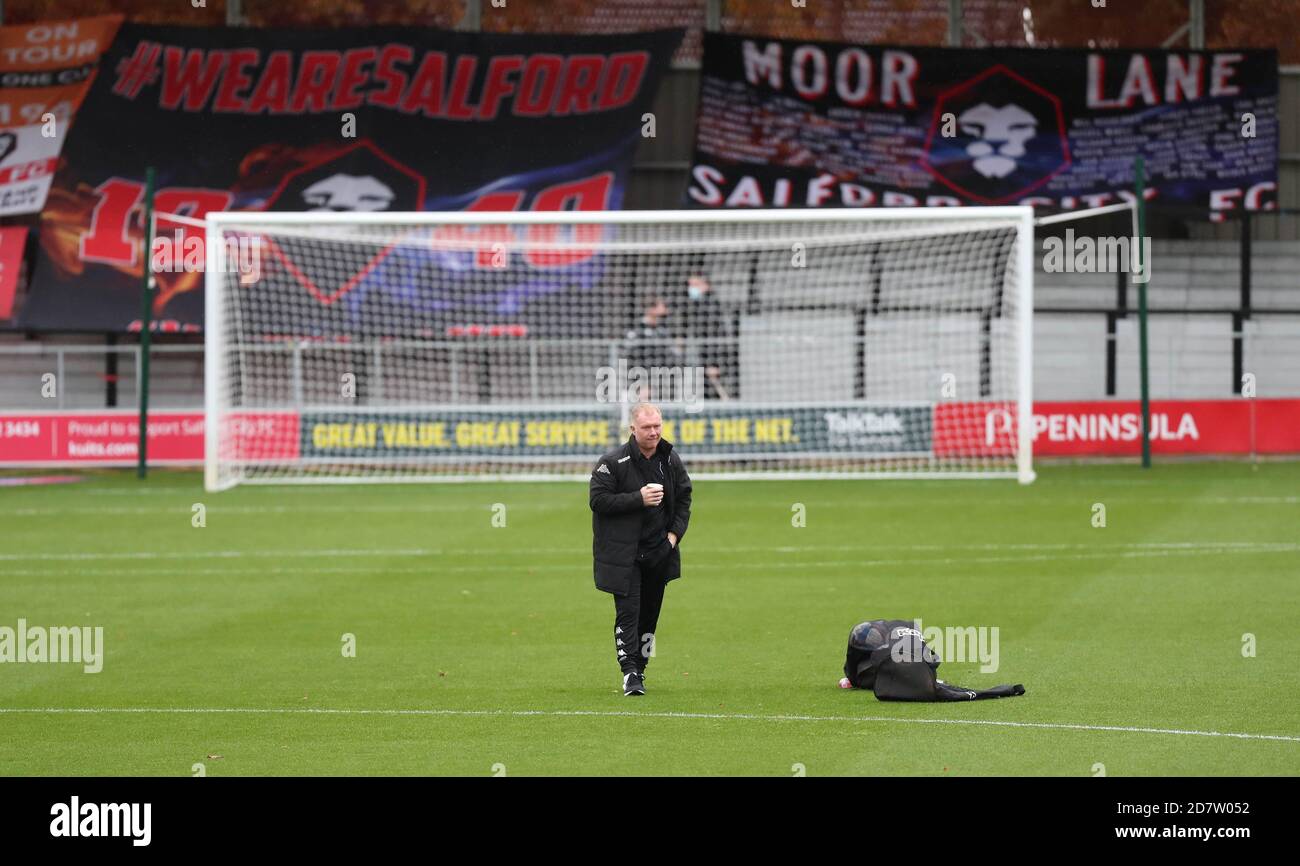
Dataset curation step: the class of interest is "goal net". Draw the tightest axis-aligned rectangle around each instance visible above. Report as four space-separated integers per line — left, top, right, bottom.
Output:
203 208 1034 489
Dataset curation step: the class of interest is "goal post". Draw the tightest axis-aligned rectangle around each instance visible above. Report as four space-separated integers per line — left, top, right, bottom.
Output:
203 207 1036 490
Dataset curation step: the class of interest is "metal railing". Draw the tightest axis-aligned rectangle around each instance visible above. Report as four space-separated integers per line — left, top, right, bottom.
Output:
4 318 1300 412
0 344 203 411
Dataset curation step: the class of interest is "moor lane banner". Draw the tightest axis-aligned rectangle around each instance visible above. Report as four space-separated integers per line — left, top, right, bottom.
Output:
0 15 122 216
687 33 1277 214
19 23 682 331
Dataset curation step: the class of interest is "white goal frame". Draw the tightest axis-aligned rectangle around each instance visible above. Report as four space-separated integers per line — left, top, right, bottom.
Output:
204 207 1035 489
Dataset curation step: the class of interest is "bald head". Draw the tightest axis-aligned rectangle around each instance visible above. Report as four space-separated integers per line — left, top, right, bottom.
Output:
630 403 662 456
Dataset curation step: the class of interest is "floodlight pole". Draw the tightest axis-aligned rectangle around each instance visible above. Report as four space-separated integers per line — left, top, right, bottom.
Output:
1135 157 1151 470
137 166 156 480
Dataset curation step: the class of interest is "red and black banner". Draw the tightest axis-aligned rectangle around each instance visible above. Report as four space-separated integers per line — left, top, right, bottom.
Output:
0 226 28 318
17 23 682 331
687 33 1277 214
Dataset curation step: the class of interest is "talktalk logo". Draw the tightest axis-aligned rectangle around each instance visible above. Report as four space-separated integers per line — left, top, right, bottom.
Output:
985 408 1199 445
824 411 903 435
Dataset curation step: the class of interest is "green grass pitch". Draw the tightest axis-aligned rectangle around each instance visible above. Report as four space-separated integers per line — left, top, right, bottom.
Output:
2 461 1298 776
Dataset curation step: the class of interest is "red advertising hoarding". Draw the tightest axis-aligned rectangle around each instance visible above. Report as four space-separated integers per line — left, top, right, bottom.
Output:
0 410 299 466
936 399 1300 457
2 401 1298 467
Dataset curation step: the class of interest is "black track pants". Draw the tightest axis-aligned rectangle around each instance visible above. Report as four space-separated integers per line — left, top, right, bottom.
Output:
613 554 671 675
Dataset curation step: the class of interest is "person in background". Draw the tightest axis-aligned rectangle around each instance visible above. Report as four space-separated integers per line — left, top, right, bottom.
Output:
680 273 733 400
622 293 683 401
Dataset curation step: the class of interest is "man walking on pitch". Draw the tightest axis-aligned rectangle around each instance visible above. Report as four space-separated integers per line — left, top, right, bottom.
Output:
590 402 692 696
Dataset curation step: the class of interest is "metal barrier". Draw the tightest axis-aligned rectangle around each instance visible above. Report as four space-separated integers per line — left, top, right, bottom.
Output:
0 344 203 411
3 318 1299 412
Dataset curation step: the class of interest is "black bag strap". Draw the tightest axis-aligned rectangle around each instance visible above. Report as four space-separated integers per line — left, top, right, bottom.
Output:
934 681 1026 701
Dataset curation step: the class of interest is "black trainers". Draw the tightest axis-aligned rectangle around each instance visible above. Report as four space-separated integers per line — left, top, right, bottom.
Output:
622 671 645 696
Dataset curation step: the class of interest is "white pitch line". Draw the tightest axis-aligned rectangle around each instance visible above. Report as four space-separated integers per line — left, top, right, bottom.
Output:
4 496 1295 516
2 540 1297 563
6 544 1300 577
0 504 509 516
0 548 437 562
1 706 1297 744
61 471 1299 491
5 547 1300 577
759 541 1300 554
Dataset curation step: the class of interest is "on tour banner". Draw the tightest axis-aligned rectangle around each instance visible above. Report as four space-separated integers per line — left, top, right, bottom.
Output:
0 15 122 216
18 23 683 332
687 33 1278 214
4 401 1300 466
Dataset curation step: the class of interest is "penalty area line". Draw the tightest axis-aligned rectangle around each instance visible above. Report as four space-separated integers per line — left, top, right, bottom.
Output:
2 707 1298 744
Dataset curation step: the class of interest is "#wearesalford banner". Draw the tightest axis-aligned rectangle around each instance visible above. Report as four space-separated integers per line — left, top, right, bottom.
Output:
687 33 1278 213
0 15 121 216
19 23 682 331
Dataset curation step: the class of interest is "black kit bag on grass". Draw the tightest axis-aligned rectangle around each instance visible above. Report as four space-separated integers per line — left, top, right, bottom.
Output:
844 620 1025 702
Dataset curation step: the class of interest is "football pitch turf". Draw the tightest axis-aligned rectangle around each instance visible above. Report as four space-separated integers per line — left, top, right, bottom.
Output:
1 462 1298 776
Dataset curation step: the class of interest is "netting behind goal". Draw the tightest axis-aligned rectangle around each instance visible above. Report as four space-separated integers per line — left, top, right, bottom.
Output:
203 209 1033 489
